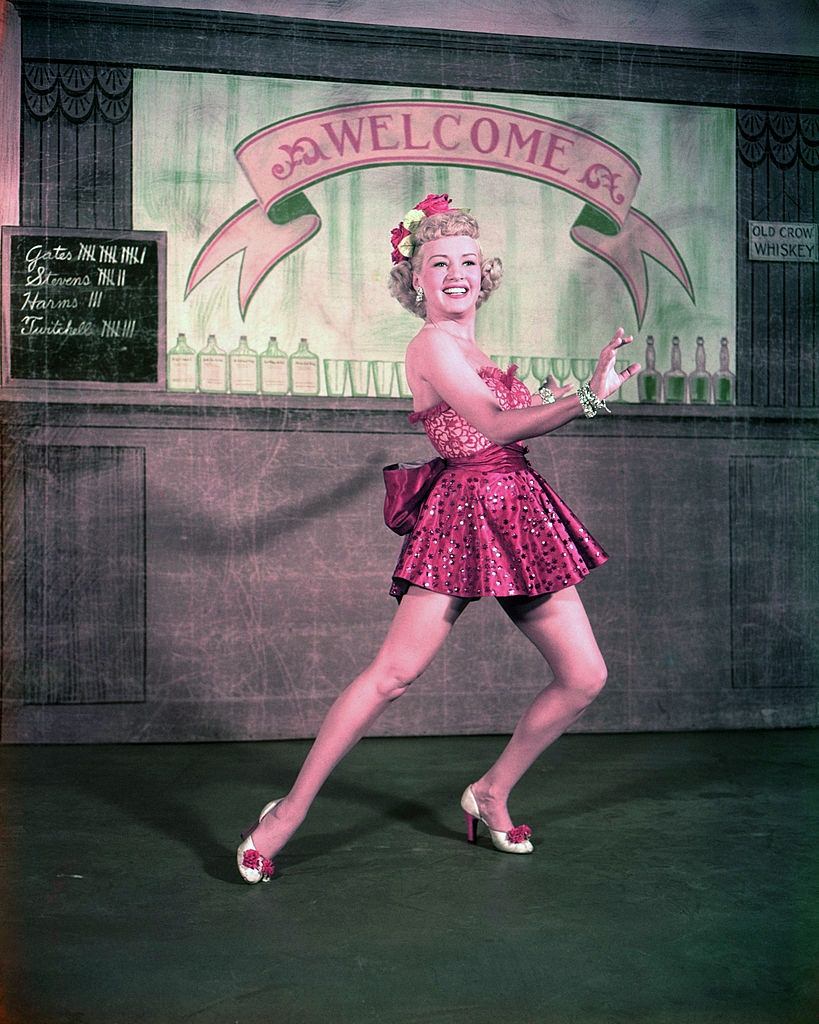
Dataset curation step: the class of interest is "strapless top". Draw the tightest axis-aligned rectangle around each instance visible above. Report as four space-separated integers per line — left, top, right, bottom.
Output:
408 364 533 459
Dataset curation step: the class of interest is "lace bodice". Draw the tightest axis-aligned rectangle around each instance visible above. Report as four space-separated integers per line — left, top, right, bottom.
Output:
408 364 533 458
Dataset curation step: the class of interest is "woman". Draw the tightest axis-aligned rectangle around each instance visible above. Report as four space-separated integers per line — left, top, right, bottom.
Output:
237 193 639 882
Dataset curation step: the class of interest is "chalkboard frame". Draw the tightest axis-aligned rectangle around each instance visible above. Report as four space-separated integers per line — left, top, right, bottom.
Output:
1 226 166 389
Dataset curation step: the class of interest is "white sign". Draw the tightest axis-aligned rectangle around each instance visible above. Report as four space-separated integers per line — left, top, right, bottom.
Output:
748 221 818 262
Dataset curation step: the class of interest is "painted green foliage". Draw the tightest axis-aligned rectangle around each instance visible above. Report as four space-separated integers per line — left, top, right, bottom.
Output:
133 70 735 397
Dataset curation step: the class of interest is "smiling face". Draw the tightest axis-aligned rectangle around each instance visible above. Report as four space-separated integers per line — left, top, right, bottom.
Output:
413 235 483 321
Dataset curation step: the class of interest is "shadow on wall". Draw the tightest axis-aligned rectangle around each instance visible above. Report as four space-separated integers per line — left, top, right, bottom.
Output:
154 449 391 557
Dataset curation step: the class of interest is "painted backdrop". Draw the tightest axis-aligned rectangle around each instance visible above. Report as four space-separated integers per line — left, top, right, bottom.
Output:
134 71 735 398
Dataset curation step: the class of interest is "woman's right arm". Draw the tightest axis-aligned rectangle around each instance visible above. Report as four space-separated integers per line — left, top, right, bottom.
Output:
411 328 639 445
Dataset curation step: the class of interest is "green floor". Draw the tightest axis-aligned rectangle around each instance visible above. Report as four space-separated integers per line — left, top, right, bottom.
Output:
1 730 817 1024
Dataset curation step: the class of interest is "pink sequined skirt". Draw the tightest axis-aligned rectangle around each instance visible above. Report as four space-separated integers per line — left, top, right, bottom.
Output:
389 444 608 600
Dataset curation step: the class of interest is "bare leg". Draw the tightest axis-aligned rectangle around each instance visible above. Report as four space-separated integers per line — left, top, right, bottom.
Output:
250 587 470 859
470 586 607 831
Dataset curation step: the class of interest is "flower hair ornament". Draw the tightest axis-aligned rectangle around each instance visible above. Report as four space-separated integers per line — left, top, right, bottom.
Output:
390 193 454 264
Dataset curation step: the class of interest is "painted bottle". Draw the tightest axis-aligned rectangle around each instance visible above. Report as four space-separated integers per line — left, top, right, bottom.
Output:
637 336 661 403
197 333 228 394
663 335 687 403
689 336 712 404
713 337 736 405
229 334 259 394
166 332 197 392
260 336 289 395
289 337 320 395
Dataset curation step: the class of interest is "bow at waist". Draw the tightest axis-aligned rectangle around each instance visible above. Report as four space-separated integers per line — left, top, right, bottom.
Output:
383 443 530 536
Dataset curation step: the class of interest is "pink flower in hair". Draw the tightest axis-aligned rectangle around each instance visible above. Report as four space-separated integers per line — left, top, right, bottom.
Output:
415 193 452 216
389 194 455 263
390 223 411 264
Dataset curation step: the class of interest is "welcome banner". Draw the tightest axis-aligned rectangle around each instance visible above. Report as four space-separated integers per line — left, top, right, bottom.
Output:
186 100 694 325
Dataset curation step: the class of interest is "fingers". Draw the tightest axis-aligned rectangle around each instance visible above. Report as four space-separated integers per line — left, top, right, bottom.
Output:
609 327 633 348
545 374 575 397
591 328 637 362
620 362 641 379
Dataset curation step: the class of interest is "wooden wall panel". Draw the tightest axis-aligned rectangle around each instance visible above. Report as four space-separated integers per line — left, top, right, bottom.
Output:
15 1 817 109
1 402 816 743
737 112 819 408
21 444 146 704
730 455 818 689
20 61 132 230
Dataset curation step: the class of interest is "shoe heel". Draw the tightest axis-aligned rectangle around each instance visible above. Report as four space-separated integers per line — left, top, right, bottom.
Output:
464 810 479 844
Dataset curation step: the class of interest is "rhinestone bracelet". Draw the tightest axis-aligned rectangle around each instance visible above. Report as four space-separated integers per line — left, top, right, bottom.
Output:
576 380 611 418
537 381 556 404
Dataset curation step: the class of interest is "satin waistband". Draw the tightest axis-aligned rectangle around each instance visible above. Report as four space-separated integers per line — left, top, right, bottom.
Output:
445 443 529 473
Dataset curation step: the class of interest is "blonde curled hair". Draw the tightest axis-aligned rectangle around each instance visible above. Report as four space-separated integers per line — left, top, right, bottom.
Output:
388 210 503 318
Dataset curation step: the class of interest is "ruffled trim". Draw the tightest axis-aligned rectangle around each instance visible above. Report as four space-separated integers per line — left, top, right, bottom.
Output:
408 364 518 424
488 363 519 390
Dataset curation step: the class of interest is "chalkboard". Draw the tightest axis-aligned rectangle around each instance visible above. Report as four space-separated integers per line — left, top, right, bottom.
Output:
1 227 166 386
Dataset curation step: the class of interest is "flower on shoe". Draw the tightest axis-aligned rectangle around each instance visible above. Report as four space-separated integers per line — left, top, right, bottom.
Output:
242 849 261 868
506 824 533 844
242 849 275 877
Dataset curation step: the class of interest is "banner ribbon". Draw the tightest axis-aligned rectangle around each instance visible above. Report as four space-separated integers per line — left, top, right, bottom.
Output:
185 99 694 325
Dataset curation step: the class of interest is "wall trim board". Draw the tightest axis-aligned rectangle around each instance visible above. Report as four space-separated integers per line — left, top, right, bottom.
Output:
12 0 819 109
1 395 817 441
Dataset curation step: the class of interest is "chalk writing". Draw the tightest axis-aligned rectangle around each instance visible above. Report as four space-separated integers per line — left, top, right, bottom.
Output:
2 227 164 383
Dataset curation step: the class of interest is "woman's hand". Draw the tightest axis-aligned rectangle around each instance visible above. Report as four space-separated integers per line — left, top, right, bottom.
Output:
589 328 641 401
538 373 575 400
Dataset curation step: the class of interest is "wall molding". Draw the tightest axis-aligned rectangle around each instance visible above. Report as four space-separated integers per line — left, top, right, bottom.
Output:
12 0 819 109
1 393 817 441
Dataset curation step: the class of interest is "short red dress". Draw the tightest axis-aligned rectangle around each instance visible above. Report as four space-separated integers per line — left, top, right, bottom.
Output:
389 364 609 599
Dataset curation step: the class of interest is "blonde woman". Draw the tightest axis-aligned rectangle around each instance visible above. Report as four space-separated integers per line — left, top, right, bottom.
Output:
237 194 639 882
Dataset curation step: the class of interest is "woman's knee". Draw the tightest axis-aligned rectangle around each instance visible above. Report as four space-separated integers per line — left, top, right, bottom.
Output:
372 661 422 702
558 658 608 706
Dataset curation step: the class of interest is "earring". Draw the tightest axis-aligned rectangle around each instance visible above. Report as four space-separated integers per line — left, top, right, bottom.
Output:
415 287 424 304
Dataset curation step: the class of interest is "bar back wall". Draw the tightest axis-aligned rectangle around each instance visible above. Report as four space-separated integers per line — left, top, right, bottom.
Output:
0 0 816 742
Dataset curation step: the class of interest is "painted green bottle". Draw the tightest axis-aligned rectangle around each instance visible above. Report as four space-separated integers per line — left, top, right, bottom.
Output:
713 337 736 405
166 332 197 392
229 334 259 394
689 337 712 404
197 333 228 394
637 336 661 403
289 337 320 395
663 336 687 403
260 336 289 395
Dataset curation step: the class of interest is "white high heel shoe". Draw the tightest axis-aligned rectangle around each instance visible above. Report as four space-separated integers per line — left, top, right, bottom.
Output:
236 799 282 883
460 785 534 854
